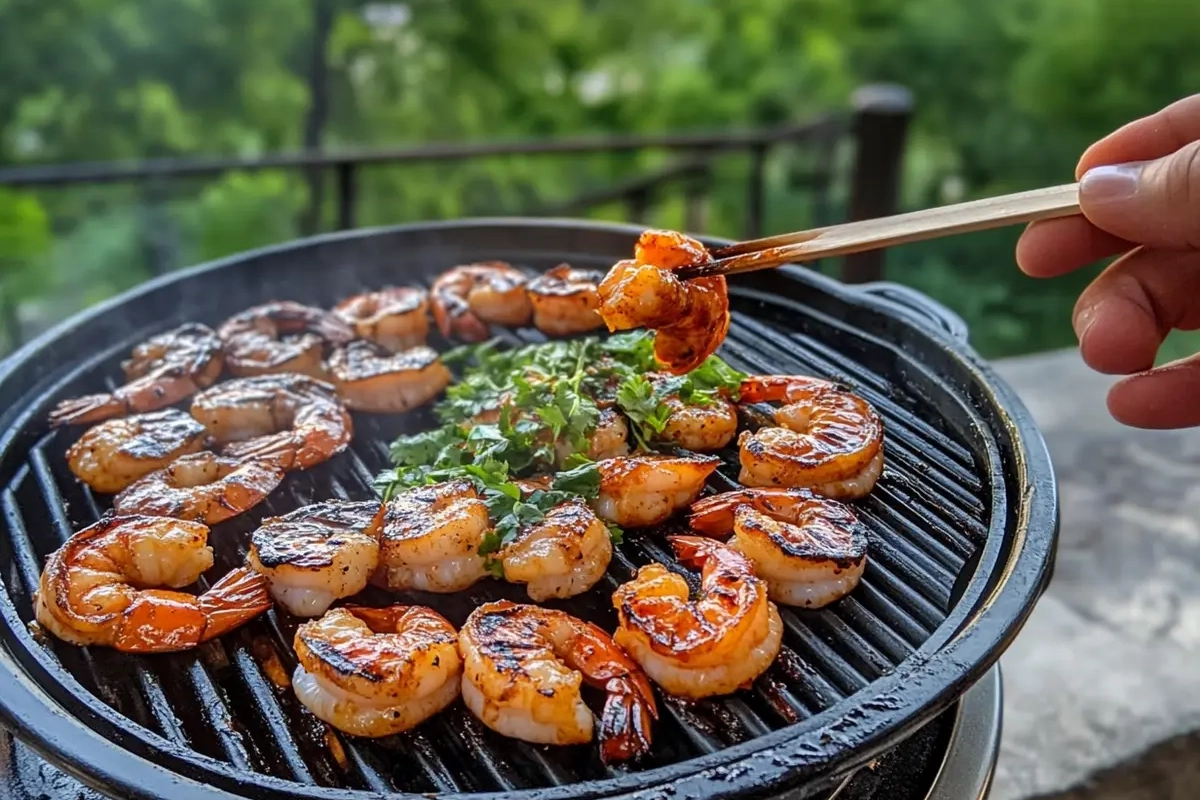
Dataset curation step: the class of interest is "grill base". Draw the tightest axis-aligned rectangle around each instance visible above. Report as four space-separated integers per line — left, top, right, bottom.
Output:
0 668 1001 800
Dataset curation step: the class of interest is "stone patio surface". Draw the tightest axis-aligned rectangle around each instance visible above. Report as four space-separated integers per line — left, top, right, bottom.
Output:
989 349 1200 800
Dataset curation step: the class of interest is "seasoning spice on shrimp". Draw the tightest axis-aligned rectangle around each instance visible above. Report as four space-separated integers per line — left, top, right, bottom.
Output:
689 488 870 608
50 323 225 427
597 229 731 374
35 515 271 653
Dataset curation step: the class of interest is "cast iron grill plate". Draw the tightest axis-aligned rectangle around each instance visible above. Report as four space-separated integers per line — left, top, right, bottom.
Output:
0 220 1056 800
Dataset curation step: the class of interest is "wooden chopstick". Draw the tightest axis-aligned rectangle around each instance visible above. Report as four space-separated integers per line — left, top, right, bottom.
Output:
676 183 1081 280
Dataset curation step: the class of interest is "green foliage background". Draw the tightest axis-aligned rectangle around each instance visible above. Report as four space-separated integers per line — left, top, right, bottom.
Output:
1 0 1198 360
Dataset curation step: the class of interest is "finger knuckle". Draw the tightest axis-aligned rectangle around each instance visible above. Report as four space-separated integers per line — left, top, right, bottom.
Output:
1164 141 1200 248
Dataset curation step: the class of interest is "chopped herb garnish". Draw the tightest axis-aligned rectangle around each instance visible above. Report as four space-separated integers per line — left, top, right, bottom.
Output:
373 330 745 561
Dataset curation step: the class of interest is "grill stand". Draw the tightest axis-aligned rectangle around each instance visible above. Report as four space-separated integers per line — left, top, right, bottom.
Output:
925 663 1001 800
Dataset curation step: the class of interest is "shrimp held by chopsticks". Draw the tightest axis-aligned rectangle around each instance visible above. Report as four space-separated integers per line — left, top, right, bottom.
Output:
597 230 730 374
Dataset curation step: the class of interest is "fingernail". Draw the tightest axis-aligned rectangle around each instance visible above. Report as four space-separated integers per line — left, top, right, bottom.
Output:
1073 304 1099 342
1079 162 1146 205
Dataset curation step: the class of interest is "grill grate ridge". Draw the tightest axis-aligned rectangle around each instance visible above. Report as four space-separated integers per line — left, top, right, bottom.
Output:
0 272 1003 796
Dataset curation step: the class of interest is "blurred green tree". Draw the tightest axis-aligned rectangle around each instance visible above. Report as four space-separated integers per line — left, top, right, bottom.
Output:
0 0 1197 357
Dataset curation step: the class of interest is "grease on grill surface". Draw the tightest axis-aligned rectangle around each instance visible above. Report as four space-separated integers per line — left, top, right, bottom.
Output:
0 287 986 793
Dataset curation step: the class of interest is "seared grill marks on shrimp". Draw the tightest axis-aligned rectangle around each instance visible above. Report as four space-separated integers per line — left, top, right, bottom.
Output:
649 373 739 452
50 323 225 427
527 264 606 336
459 600 657 763
500 499 612 601
613 536 782 700
594 454 720 528
325 341 451 413
737 375 884 499
689 488 869 608
191 373 352 472
334 287 430 352
293 605 461 737
248 500 384 617
218 300 354 379
377 480 490 593
431 262 533 342
35 515 271 653
598 230 731 374
113 451 285 526
67 409 208 494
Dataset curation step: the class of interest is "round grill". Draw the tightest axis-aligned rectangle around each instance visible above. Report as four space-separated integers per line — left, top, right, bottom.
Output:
0 219 1057 800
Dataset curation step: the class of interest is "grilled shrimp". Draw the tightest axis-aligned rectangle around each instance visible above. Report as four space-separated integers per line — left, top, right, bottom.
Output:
737 376 884 499
612 536 782 700
50 323 225 427
293 605 461 737
377 480 490 594
431 262 533 342
555 406 630 466
598 230 731 374
527 264 606 336
334 287 430 351
218 300 354 379
500 500 612 601
113 452 285 526
689 489 869 608
66 409 207 494
325 341 451 414
248 501 383 617
34 515 271 653
191 374 352 471
459 600 657 763
649 375 738 452
594 454 720 528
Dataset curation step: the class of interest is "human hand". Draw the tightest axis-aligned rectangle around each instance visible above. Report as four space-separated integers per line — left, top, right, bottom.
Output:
1016 94 1200 429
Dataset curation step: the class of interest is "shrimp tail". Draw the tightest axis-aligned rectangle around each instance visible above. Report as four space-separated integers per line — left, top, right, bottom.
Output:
114 590 208 653
49 393 128 427
598 676 656 764
198 567 273 641
668 534 754 574
685 495 739 537
736 376 793 404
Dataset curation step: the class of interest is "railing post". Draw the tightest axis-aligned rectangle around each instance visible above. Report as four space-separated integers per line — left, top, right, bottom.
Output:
843 84 913 283
0 281 21 354
336 162 357 231
625 186 652 224
684 162 711 234
744 144 768 240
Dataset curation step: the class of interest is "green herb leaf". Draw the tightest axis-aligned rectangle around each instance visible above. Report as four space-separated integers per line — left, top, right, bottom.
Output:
551 460 601 499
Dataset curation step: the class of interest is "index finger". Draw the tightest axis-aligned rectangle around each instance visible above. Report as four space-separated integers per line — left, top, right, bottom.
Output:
1076 93 1200 177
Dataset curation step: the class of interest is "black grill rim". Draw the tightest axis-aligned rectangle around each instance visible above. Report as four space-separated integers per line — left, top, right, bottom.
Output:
0 218 1058 800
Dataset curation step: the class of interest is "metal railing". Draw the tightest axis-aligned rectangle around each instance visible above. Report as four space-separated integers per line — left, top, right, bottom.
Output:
0 84 912 349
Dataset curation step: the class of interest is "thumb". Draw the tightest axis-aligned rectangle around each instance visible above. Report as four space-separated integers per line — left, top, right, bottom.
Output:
1078 140 1200 250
